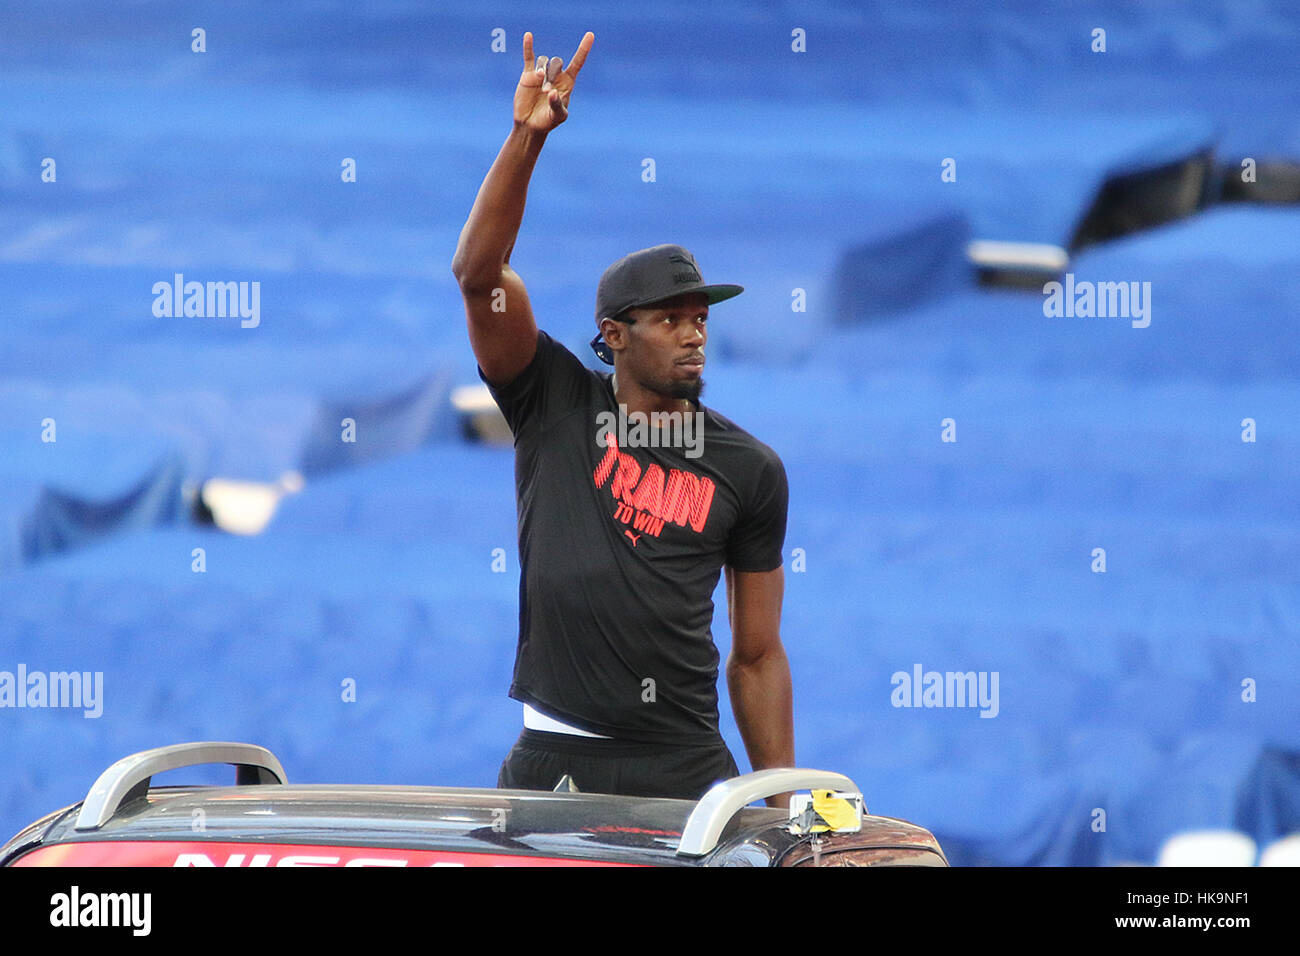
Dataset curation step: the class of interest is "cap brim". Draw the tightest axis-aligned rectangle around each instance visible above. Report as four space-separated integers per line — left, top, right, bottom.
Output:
630 283 744 311
700 283 744 305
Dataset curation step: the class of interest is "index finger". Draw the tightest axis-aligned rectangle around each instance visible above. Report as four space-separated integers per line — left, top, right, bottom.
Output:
522 31 534 71
565 31 594 78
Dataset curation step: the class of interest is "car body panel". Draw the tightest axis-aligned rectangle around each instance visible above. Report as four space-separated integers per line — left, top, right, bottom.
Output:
12 841 643 867
2 746 949 868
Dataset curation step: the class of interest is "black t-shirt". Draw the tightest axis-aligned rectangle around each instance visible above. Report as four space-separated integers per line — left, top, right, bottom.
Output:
479 329 788 745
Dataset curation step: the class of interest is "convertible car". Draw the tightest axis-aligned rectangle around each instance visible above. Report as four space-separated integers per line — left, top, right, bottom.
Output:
2 742 949 867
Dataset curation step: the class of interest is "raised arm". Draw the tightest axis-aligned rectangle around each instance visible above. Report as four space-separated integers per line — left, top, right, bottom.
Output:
451 30 594 387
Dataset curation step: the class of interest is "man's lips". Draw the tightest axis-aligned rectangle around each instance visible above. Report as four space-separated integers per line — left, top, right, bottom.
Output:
677 355 705 367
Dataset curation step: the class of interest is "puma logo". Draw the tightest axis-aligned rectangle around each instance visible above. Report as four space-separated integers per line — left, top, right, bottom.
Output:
624 530 642 546
668 254 701 284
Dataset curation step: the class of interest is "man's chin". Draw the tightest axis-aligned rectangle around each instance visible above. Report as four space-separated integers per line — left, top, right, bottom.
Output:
665 377 704 403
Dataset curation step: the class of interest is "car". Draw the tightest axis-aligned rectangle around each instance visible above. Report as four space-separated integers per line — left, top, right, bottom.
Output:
2 741 949 867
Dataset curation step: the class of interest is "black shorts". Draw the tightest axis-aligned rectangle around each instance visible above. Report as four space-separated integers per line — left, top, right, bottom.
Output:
497 729 740 801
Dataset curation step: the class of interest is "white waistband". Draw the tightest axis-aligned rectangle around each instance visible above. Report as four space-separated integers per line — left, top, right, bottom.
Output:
523 703 612 738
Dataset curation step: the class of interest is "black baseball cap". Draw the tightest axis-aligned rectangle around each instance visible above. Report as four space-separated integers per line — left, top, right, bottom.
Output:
590 244 743 365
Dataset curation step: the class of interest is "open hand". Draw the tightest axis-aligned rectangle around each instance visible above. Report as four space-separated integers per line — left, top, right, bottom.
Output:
514 31 594 132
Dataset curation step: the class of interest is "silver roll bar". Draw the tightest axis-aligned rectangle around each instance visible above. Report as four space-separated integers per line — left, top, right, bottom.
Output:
75 741 287 831
677 768 860 857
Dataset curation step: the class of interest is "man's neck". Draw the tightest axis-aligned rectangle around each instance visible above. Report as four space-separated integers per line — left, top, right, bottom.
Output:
611 371 697 417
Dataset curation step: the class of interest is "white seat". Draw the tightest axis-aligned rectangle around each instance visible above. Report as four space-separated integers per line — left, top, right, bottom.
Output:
1156 830 1256 867
1259 833 1300 867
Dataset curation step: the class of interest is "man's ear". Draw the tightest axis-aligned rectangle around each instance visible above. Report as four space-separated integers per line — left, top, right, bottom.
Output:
600 315 632 355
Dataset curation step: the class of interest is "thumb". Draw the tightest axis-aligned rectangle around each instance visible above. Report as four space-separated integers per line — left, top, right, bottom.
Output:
549 89 568 121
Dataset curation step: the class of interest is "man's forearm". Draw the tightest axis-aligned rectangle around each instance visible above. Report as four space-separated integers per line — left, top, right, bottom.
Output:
727 643 794 807
451 124 548 289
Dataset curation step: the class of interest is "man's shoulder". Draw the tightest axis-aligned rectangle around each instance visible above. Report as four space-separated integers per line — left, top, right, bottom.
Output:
477 328 608 434
701 405 785 468
485 327 604 392
538 328 607 381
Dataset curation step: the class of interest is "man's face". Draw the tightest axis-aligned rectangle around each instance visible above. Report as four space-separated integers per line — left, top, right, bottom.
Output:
607 292 709 402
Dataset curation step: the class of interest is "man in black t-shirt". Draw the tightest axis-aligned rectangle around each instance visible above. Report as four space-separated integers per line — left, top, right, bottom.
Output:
452 31 794 806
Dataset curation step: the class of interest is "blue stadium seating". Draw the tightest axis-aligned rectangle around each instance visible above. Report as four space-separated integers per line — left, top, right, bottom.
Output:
2 1 1298 865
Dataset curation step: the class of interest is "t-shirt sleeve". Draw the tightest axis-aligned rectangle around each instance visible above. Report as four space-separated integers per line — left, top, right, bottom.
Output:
477 329 593 437
725 447 789 573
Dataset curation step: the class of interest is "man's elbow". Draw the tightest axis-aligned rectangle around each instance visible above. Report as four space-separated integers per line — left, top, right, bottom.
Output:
452 255 506 297
450 251 478 288
451 239 491 288
728 634 786 671
453 266 492 296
